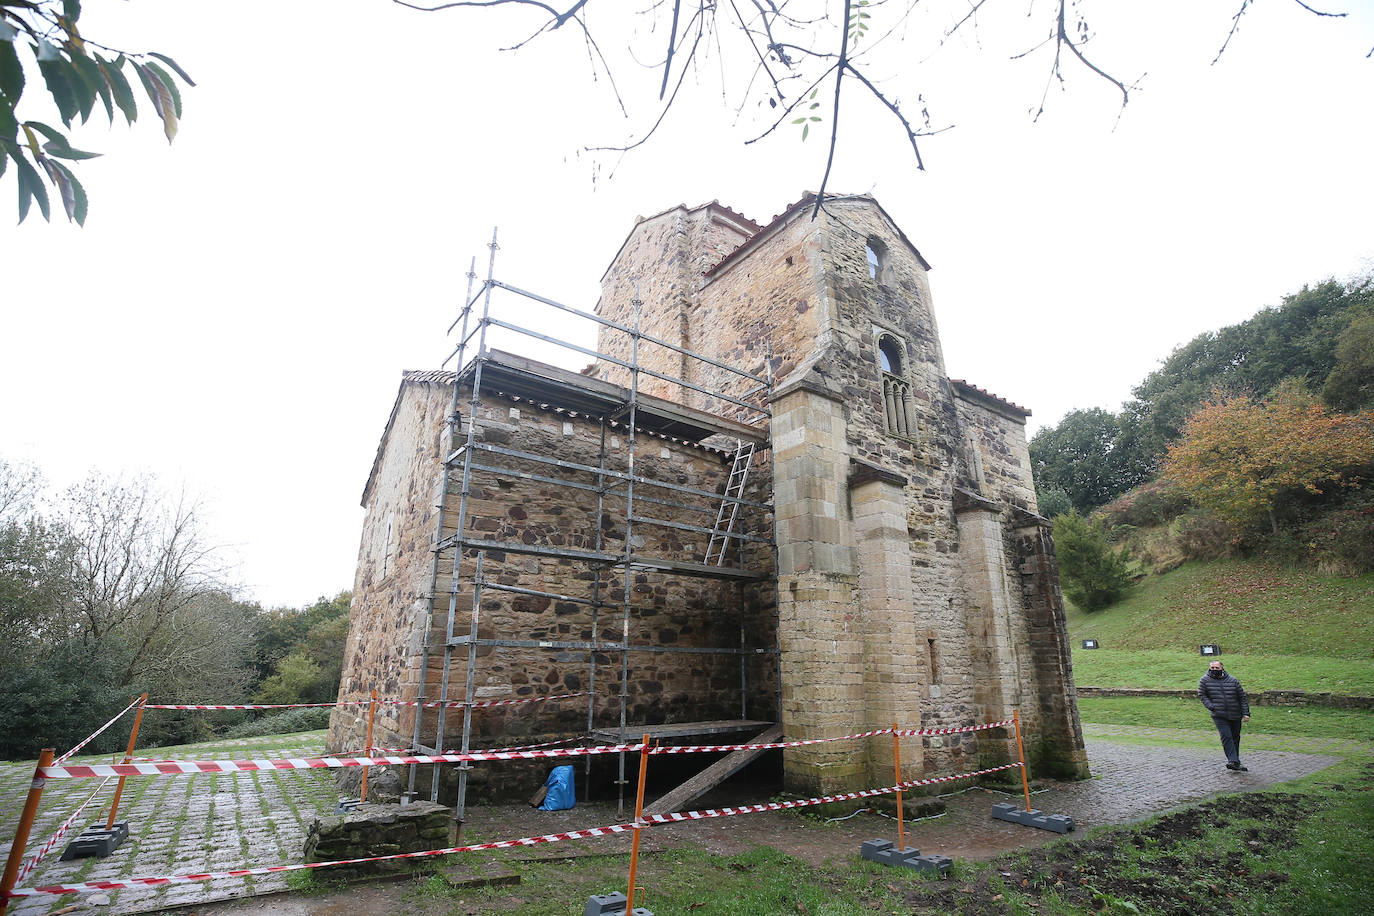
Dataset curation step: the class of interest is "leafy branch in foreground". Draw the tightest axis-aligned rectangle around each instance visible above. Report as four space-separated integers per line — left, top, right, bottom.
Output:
1 0 193 224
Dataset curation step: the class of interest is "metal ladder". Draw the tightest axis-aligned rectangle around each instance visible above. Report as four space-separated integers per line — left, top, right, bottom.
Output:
704 440 754 566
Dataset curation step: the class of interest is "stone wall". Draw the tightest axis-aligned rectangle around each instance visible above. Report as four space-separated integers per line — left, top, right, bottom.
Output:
332 373 779 773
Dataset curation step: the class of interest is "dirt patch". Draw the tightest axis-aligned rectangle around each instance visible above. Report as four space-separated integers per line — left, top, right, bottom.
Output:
886 791 1318 916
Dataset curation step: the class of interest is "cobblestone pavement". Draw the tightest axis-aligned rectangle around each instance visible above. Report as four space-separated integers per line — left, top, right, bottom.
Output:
0 725 1363 916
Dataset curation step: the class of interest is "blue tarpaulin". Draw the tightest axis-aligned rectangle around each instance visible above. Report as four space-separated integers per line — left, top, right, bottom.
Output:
537 765 576 811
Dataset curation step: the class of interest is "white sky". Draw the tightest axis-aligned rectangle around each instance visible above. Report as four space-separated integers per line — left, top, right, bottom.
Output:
3 1 1371 608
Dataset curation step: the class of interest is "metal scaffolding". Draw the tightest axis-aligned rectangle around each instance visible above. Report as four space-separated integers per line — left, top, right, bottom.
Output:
407 231 778 825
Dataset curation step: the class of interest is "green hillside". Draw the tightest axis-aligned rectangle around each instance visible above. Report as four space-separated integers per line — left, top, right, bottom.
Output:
1065 557 1374 694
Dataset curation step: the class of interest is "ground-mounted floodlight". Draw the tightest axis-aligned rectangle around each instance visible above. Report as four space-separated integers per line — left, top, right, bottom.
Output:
1081 639 1099 650
1200 644 1221 656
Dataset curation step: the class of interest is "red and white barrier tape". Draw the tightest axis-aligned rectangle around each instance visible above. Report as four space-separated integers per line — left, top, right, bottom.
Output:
645 762 1026 825
3 821 642 897
4 760 1026 899
381 691 587 709
38 744 646 779
340 736 585 757
143 702 355 710
648 719 1013 755
142 692 585 711
15 777 114 883
36 717 1020 779
895 718 1014 739
56 697 143 763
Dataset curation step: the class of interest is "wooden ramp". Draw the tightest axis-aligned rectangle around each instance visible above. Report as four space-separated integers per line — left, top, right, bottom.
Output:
643 724 783 815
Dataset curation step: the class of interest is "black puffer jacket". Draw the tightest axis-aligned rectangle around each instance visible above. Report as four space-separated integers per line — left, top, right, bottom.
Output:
1198 672 1250 720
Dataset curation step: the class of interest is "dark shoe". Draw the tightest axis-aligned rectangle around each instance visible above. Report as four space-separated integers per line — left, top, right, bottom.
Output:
1226 761 1240 770
1236 763 1248 772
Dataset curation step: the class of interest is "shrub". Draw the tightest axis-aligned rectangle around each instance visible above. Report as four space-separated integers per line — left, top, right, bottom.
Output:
223 706 331 739
1052 510 1133 611
1173 511 1237 561
1100 479 1191 529
1036 486 1074 520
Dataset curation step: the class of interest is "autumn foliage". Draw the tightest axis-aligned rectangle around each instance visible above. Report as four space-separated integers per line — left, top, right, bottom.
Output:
1163 388 1374 532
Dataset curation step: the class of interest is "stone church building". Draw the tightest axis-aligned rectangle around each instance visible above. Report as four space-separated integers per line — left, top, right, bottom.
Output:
329 193 1087 804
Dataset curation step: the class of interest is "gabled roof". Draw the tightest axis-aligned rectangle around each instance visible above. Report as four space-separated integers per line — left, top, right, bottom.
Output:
950 378 1031 420
361 351 768 506
703 192 933 280
599 200 761 283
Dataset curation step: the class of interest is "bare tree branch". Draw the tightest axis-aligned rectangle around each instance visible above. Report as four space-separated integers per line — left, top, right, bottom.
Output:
812 0 853 219
660 1 686 99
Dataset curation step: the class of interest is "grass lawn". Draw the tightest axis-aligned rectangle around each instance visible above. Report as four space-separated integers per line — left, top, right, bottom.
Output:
1078 696 1374 743
1065 558 1374 658
387 756 1374 916
1064 557 1374 696
1069 647 1374 694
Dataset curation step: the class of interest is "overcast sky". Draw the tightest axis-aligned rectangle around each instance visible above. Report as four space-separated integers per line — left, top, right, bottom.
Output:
3 1 1371 608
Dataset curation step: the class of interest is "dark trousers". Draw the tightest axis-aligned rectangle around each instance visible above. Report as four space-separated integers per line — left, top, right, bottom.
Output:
1212 716 1244 763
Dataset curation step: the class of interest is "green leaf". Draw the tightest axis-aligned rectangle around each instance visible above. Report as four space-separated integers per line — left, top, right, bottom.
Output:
0 36 23 101
98 55 137 124
45 157 85 223
23 120 67 147
147 52 195 87
133 61 175 141
0 98 17 142
26 121 100 159
0 21 19 42
61 54 100 124
142 60 181 117
12 149 50 223
802 123 809 141
69 50 109 122
63 0 82 25
50 159 86 224
37 58 79 125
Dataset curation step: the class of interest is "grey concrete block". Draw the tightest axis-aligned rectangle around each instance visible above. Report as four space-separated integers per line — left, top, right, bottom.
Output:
60 822 129 860
860 839 952 874
585 891 653 916
991 802 1075 833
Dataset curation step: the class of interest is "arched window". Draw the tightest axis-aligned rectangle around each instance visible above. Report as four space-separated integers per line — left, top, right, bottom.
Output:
877 333 915 439
878 336 902 375
865 237 887 281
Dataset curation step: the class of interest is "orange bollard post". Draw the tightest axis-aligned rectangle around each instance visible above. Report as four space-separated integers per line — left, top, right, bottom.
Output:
1012 708 1032 812
360 689 378 803
892 723 906 852
1 748 55 916
623 734 652 916
106 693 148 828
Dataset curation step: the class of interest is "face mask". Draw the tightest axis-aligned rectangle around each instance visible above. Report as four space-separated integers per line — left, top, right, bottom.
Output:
1208 668 1225 678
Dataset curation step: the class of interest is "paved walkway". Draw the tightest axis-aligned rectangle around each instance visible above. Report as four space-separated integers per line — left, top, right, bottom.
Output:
0 725 1363 916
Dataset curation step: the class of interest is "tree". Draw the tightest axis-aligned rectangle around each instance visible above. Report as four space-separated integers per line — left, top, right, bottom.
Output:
1163 385 1374 534
1036 486 1073 520
1030 408 1130 513
1051 509 1132 611
0 465 260 756
1 0 193 223
394 1 1360 214
251 592 351 704
1322 312 1374 412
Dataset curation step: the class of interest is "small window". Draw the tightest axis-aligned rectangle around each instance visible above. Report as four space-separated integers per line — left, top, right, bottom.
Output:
877 333 915 439
865 237 887 282
878 336 903 375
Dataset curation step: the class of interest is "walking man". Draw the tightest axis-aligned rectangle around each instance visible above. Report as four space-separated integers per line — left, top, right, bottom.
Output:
1198 659 1251 771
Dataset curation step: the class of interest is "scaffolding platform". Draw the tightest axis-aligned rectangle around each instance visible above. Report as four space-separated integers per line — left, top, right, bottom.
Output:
440 537 768 581
459 350 769 446
592 720 774 743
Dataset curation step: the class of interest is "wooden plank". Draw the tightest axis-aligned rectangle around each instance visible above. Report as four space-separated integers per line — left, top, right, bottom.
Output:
643 724 783 815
